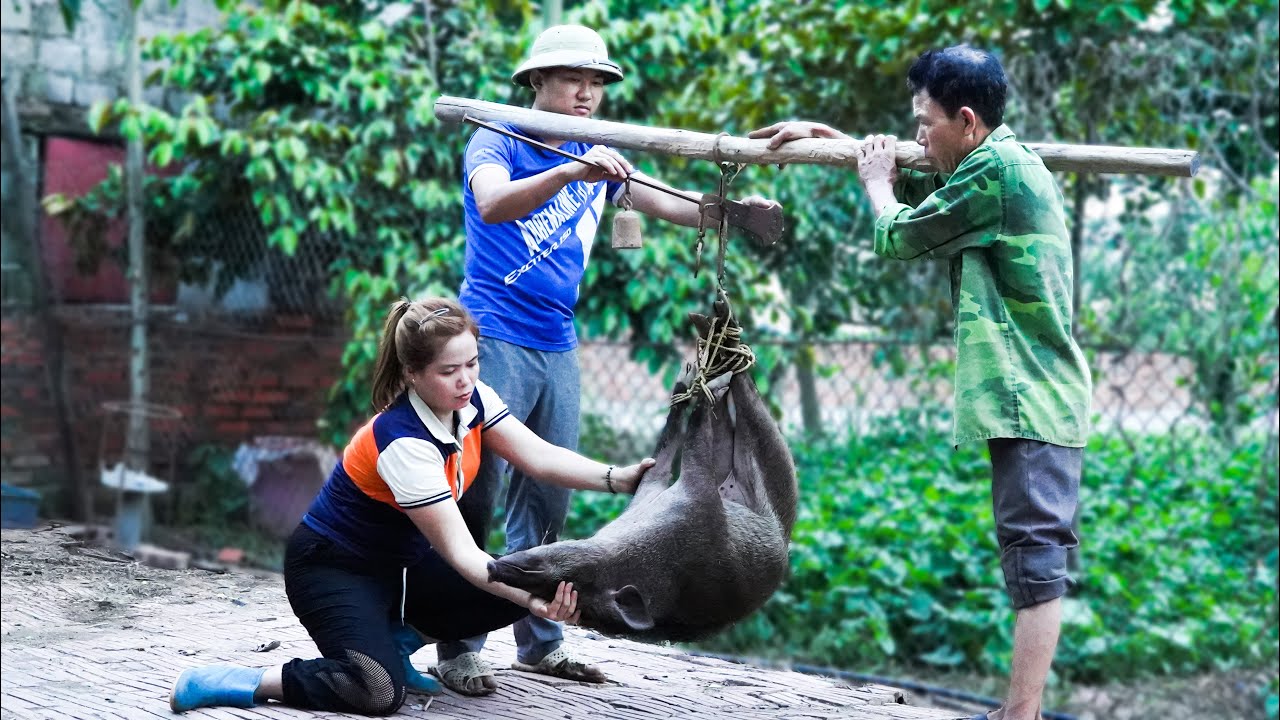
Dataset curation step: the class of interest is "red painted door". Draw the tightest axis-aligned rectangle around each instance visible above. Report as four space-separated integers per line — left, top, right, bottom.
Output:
40 136 174 303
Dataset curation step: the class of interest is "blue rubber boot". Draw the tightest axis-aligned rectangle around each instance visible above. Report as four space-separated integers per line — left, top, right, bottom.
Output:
393 624 443 695
169 664 265 712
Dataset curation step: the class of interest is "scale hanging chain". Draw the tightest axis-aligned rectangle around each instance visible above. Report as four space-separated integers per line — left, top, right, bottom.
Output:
714 161 745 289
693 196 709 278
715 163 730 288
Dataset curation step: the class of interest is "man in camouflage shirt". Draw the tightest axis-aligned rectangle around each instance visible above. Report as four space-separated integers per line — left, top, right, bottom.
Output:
753 46 1090 720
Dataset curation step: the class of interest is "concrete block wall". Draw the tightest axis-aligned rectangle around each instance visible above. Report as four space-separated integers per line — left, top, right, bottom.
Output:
2 0 222 121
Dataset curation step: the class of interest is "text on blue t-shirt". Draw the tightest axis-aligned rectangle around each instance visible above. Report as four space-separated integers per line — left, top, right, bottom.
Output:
458 123 624 351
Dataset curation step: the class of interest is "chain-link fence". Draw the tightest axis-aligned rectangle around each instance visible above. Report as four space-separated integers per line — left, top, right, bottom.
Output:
579 339 1280 457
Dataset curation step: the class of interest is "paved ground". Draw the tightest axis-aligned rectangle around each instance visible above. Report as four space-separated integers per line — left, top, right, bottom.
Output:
1 527 963 720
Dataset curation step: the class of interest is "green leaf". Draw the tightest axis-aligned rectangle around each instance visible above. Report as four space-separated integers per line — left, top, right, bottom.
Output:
119 115 142 141
271 225 299 254
149 142 173 167
88 101 112 133
219 132 245 156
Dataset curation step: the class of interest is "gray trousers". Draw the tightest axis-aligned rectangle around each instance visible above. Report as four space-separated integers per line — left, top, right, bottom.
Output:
438 336 580 664
988 438 1083 610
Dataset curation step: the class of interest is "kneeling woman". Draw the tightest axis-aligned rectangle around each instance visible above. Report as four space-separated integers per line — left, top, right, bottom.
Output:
170 297 652 715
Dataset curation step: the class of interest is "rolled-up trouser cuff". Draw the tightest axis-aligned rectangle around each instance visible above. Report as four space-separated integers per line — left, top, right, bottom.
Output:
1001 544 1074 609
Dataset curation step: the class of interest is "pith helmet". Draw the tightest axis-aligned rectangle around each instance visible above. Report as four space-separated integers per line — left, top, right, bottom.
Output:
512 24 624 87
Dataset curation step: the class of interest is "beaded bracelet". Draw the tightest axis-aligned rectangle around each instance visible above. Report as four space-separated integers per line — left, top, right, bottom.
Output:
605 465 617 494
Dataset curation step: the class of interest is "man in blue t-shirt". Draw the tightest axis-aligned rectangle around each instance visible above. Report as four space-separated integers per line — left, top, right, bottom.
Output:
428 25 777 695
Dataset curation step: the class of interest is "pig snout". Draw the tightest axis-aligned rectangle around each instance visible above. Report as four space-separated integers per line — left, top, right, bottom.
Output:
487 552 549 587
486 545 582 604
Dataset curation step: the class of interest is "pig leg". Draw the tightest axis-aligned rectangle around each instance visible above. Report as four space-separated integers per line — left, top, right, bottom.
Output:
712 373 763 511
728 372 798 534
665 368 752 504
628 364 695 505
675 382 733 508
672 371 742 506
654 362 696 453
688 293 760 504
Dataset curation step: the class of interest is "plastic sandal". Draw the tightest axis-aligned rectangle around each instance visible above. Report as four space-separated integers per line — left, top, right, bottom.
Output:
510 646 607 684
430 652 498 696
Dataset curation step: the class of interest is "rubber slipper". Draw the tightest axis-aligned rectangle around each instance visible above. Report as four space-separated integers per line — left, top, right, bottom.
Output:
430 652 498 696
511 646 607 683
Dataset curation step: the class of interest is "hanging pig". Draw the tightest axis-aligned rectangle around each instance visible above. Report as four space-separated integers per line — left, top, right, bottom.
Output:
487 301 798 642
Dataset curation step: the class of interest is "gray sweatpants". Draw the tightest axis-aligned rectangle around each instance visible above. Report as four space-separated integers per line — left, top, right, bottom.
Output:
988 438 1083 610
438 336 580 665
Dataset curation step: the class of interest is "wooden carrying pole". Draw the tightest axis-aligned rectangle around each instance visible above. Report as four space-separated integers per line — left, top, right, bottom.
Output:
435 96 1200 177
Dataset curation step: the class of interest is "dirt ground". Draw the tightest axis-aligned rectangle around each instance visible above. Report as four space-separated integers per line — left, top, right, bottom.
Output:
1 524 1273 720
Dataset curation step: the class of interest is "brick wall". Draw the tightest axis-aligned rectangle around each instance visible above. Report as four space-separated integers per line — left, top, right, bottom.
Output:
1 312 58 482
0 306 347 502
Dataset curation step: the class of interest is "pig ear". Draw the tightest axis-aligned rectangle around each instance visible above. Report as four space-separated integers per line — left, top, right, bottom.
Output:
611 585 654 632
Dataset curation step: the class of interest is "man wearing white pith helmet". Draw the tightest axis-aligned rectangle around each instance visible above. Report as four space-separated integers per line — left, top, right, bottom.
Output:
415 24 778 696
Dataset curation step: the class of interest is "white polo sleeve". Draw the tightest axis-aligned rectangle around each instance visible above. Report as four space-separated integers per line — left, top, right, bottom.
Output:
376 437 454 508
475 380 511 430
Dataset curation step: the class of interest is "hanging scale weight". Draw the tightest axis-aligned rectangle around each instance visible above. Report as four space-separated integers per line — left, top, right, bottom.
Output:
611 180 643 249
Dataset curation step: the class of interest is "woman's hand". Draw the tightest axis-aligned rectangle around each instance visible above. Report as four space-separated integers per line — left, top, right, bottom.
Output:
609 458 656 494
528 581 582 624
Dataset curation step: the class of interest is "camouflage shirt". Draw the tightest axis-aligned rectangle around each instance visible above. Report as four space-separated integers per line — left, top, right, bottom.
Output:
873 125 1091 447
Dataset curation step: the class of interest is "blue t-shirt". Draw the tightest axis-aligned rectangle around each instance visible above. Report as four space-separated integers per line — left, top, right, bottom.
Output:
459 123 624 351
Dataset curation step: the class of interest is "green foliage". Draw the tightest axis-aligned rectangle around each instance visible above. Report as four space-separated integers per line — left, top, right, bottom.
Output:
170 443 248 527
580 411 654 465
567 422 1278 683
42 0 538 442
43 0 1278 445
1079 176 1280 439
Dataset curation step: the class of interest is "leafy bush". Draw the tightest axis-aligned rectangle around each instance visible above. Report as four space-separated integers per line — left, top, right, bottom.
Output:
568 423 1278 683
152 444 285 570
1079 176 1280 442
170 443 249 528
